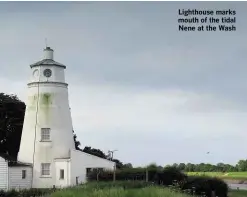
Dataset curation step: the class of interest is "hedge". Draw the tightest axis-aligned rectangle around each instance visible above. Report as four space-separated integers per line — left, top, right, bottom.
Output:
87 167 228 197
180 176 228 197
0 168 228 197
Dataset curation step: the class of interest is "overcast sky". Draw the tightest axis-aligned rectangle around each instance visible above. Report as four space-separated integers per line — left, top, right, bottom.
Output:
1 2 247 167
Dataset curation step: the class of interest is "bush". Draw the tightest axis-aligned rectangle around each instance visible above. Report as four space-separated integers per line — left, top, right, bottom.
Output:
0 188 55 197
180 176 228 197
87 167 228 197
87 168 158 182
153 167 187 186
87 167 185 183
87 181 151 189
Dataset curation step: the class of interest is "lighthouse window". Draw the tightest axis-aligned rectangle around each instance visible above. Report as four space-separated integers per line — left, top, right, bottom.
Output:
41 163 51 176
60 169 65 179
41 128 50 141
22 170 26 179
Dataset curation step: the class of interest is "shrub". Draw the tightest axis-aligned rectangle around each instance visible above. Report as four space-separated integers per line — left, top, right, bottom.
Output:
88 181 151 189
87 167 185 183
87 168 157 182
180 176 228 197
153 166 187 186
87 168 228 197
0 188 55 197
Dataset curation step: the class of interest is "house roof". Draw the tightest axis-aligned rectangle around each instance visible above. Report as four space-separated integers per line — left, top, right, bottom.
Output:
74 150 116 164
8 161 32 167
30 59 66 69
0 153 16 162
0 153 32 167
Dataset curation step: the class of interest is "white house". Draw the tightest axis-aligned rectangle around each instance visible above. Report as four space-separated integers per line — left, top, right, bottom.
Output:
0 154 32 191
0 47 115 190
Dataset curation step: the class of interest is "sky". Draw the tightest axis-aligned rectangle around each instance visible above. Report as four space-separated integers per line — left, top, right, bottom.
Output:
0 1 247 167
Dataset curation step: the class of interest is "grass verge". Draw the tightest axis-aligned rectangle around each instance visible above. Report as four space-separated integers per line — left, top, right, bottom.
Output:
187 172 247 181
49 181 246 197
50 182 191 197
229 190 247 197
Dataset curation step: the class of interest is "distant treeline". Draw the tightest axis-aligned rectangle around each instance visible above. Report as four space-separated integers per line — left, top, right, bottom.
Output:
147 160 247 172
125 160 247 172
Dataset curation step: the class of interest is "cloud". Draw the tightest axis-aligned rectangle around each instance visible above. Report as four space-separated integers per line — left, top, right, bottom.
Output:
1 2 247 166
68 83 247 165
1 68 247 166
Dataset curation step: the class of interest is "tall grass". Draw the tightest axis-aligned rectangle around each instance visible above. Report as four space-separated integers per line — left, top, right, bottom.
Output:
50 182 191 197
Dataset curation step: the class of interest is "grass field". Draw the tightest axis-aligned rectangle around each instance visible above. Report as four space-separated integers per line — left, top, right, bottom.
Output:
49 181 246 197
50 184 190 197
229 190 247 197
187 172 247 180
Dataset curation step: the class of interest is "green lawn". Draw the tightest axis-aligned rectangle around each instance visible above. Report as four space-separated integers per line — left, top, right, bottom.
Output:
187 172 247 180
49 181 246 197
229 190 247 197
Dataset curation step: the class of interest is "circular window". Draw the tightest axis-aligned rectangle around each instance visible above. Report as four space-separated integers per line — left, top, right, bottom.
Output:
43 69 52 78
33 69 39 77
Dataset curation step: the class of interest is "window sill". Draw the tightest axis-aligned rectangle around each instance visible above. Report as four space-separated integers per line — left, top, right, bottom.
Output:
39 140 52 142
40 176 52 178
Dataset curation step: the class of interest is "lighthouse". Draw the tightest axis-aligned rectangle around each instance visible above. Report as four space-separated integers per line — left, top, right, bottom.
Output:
16 47 115 189
18 47 75 188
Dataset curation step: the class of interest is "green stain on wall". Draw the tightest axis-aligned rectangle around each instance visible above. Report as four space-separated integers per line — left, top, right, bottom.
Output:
40 93 53 123
42 93 52 106
32 95 38 106
26 93 53 123
27 94 38 111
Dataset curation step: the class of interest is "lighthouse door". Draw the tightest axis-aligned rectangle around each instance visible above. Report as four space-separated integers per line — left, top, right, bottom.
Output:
55 160 69 188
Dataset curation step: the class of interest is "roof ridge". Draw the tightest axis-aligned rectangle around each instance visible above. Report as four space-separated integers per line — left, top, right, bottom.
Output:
30 59 66 68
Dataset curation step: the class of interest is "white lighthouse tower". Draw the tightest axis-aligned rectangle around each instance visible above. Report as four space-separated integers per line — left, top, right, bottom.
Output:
18 47 75 188
17 47 115 189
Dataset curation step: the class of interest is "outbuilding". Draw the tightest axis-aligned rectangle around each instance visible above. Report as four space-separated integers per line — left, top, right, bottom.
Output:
0 154 32 191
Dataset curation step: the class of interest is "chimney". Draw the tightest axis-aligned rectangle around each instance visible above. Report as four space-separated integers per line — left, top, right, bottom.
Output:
43 47 54 60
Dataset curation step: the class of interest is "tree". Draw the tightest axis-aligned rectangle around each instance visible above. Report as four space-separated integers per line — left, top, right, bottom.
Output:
112 159 123 169
73 130 82 151
82 146 107 159
164 164 172 169
172 163 178 169
185 163 195 172
122 163 133 168
178 163 186 171
236 160 247 171
0 93 26 159
224 164 237 172
147 163 158 170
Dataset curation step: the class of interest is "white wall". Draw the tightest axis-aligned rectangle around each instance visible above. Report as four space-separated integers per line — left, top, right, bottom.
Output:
29 65 66 84
18 83 75 163
18 82 75 188
0 157 8 191
18 52 75 188
19 48 74 163
9 166 32 190
70 150 115 185
54 159 71 188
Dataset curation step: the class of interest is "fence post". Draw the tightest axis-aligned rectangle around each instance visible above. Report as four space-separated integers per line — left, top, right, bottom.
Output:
97 169 100 181
146 169 148 182
113 163 116 182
